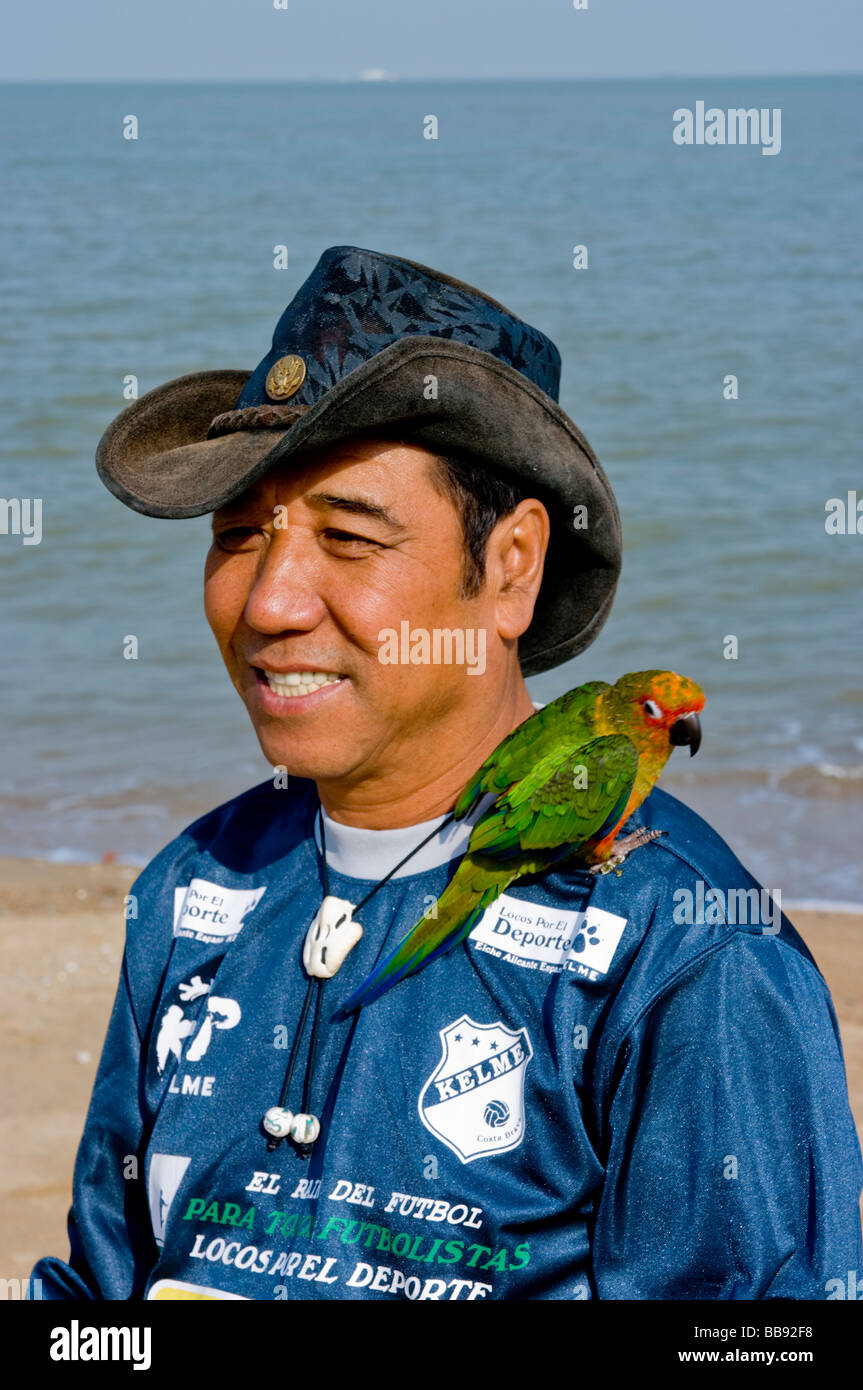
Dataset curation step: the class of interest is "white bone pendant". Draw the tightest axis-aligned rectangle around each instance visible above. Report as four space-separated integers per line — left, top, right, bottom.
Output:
303 895 363 979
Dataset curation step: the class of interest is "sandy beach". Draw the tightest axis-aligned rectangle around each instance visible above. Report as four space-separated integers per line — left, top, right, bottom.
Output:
1 856 861 1292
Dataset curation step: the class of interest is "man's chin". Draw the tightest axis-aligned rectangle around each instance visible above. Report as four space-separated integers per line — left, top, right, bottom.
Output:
265 756 358 784
252 725 367 785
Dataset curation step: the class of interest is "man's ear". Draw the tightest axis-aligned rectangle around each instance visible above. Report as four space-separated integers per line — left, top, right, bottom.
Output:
487 498 550 642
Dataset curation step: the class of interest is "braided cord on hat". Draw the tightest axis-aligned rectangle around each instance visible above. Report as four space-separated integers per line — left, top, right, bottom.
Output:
206 403 311 438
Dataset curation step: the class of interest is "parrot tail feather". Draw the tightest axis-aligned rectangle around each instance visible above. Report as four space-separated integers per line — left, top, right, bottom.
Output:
338 863 515 1014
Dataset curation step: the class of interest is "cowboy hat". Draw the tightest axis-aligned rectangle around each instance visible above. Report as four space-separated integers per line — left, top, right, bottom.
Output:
96 245 621 676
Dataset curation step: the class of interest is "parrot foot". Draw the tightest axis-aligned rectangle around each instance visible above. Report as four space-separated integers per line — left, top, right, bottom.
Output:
589 827 666 875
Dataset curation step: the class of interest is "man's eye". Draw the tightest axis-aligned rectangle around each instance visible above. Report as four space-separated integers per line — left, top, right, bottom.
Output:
322 528 380 550
214 527 262 551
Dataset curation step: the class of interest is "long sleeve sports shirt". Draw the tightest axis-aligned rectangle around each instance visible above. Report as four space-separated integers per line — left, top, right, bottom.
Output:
31 779 863 1301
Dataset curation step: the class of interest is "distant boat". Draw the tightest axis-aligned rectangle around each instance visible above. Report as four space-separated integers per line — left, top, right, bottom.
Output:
360 68 398 82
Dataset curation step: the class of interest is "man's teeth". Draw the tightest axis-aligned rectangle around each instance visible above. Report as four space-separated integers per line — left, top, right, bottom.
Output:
264 671 342 699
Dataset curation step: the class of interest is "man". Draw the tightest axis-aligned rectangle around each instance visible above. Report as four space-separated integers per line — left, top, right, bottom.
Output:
32 246 862 1300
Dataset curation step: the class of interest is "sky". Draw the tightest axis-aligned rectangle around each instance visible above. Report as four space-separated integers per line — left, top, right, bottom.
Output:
2 0 861 82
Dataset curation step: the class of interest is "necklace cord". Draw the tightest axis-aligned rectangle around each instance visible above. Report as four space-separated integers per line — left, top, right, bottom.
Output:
348 809 457 912
275 977 316 1111
273 801 459 1153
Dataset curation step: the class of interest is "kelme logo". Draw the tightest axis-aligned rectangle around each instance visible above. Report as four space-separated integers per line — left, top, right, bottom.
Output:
418 1015 532 1164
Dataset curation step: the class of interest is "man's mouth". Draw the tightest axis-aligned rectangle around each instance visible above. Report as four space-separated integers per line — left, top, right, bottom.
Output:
256 669 344 700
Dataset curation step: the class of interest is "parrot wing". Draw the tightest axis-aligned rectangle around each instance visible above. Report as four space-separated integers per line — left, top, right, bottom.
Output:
466 735 638 857
339 735 637 1014
454 680 610 819
337 853 517 1015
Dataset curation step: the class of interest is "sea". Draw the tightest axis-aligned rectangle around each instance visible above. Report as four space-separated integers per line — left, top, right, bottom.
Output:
1 77 861 903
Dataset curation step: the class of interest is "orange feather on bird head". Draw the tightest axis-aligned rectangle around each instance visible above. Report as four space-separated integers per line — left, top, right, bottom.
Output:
589 669 705 860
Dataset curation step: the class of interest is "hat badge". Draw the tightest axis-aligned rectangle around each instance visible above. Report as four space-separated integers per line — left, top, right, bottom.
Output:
265 354 306 401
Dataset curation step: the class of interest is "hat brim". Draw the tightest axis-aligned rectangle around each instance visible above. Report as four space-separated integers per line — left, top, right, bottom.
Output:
96 369 283 515
96 341 621 676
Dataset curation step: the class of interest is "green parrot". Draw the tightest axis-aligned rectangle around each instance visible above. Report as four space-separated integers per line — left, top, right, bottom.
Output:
339 670 704 1012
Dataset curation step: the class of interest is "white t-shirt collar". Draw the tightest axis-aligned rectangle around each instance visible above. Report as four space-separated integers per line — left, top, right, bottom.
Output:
311 701 545 880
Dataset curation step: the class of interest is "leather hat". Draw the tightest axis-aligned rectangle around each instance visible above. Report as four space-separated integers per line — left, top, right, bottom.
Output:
96 245 621 676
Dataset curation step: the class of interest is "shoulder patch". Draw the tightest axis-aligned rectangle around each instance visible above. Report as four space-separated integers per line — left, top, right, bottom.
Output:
173 879 266 944
469 892 627 980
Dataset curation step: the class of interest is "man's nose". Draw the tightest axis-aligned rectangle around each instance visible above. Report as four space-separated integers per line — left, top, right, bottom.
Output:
242 532 326 635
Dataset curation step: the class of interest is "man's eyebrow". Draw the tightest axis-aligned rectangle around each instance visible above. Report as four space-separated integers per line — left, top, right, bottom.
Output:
211 502 254 525
304 492 405 530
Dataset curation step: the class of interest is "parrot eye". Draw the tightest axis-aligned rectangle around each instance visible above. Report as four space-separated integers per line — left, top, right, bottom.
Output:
643 699 663 720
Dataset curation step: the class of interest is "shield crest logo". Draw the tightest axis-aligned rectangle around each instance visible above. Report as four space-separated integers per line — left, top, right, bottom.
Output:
147 1153 191 1247
418 1015 533 1164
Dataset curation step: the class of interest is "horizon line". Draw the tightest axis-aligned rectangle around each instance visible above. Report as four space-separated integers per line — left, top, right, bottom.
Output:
1 70 861 84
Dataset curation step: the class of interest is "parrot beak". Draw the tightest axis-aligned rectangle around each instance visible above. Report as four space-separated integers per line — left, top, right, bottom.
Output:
669 711 702 757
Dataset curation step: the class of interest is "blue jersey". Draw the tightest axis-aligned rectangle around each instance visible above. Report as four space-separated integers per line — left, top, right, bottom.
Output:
31 779 863 1301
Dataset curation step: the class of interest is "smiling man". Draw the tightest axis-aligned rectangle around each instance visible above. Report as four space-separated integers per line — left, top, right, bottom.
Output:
31 246 862 1301
205 439 545 826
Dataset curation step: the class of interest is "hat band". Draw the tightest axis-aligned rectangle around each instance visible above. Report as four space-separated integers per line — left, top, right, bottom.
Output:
206 403 310 439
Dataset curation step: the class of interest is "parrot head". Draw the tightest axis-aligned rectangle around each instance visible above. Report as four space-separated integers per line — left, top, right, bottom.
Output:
603 670 705 760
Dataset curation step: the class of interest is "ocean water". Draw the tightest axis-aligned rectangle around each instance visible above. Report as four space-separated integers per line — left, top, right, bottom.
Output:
1 78 861 900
